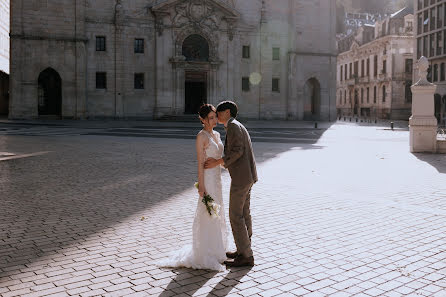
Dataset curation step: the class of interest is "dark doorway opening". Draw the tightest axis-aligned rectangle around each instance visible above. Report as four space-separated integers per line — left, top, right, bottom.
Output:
38 68 62 116
185 71 207 114
303 78 321 120
0 71 9 116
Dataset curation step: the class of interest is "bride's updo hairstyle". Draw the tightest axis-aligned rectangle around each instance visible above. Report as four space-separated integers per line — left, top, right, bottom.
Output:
198 104 216 125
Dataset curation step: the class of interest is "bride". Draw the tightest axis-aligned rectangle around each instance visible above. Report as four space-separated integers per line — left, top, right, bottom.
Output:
158 104 228 271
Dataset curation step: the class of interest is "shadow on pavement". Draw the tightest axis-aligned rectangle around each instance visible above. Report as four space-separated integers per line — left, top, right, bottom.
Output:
0 123 332 280
207 266 252 296
413 153 446 174
158 269 218 297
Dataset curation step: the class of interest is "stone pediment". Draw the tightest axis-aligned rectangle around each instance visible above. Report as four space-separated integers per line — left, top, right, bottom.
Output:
152 0 240 19
151 0 240 40
152 0 239 32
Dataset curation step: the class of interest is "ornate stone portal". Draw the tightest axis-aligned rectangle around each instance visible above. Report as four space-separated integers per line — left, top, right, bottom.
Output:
151 0 239 116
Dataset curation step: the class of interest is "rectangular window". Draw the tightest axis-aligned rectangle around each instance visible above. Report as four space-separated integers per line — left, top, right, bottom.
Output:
374 55 378 77
367 87 370 103
344 90 346 104
366 58 370 77
417 38 422 59
96 72 107 89
96 36 106 51
134 73 144 89
382 60 387 74
405 81 412 103
340 65 343 81
424 35 429 57
431 7 436 31
382 86 386 103
438 4 443 28
441 63 445 81
374 86 377 103
405 59 413 74
242 46 250 59
430 33 435 57
134 39 144 53
444 30 446 55
345 64 348 80
242 77 250 91
361 88 364 103
272 78 280 92
437 31 442 55
361 60 365 77
434 64 439 82
272 48 280 60
418 13 423 35
354 61 359 77
424 10 429 33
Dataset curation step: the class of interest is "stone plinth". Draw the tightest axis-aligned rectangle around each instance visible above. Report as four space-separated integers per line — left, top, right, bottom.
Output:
409 57 438 153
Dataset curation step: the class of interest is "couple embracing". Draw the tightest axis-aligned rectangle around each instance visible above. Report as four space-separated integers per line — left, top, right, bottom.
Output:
160 101 257 271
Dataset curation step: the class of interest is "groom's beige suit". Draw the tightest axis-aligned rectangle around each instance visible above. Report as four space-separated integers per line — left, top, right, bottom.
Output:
223 118 257 258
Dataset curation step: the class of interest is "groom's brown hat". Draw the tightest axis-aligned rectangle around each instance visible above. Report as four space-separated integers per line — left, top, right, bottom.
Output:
216 101 238 118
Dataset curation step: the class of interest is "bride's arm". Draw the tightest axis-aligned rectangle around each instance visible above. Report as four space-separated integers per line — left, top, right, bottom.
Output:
196 133 207 197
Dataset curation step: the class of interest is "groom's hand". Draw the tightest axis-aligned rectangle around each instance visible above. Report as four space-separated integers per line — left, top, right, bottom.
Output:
204 158 223 169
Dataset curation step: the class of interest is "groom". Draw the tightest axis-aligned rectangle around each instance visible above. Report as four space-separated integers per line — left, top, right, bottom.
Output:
204 101 258 267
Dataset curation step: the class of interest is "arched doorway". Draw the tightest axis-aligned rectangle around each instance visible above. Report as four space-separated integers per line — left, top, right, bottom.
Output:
182 34 209 114
38 68 62 116
303 78 321 120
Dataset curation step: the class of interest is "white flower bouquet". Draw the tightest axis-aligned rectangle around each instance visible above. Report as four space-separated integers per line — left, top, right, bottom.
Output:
195 182 221 219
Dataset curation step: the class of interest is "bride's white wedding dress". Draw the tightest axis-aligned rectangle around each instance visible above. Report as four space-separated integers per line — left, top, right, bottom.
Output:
158 129 228 271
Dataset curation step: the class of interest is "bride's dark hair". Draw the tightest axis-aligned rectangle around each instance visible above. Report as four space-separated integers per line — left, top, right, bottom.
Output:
198 104 216 124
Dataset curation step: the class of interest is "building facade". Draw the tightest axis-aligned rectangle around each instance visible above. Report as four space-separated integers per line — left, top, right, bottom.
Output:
415 0 446 126
9 0 337 121
337 8 414 120
0 0 9 116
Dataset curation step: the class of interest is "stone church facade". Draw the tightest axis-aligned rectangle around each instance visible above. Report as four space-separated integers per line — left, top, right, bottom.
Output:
10 0 337 120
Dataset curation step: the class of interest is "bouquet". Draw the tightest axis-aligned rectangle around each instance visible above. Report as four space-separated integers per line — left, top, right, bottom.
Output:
195 182 221 219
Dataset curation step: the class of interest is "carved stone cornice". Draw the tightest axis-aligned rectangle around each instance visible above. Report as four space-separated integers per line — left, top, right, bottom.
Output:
151 0 239 39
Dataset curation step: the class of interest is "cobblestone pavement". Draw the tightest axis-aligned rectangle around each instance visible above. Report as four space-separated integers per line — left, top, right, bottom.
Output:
1 121 446 297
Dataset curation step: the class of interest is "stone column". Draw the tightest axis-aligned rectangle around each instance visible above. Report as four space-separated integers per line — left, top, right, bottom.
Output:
409 56 438 153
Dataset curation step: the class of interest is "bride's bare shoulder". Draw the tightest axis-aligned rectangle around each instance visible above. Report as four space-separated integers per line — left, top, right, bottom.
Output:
196 130 208 142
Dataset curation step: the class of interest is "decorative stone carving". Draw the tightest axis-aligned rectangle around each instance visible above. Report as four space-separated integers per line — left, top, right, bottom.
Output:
115 0 126 25
172 0 220 31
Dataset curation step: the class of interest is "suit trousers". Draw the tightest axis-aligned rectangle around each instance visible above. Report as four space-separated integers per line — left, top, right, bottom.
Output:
229 182 254 258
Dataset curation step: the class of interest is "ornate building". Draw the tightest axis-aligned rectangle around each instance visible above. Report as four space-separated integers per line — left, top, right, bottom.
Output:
9 0 336 121
0 0 8 116
415 0 446 127
337 7 414 120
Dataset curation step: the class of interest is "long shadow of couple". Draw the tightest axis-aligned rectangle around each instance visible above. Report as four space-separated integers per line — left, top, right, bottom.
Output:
159 266 253 297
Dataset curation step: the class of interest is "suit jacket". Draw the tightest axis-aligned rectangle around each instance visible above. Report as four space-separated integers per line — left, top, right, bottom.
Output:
223 118 258 186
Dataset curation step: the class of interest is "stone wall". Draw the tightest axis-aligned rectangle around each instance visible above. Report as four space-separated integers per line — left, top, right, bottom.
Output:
10 0 337 121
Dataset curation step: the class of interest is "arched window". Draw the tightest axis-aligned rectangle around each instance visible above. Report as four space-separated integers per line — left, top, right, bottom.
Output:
382 85 386 103
182 34 209 62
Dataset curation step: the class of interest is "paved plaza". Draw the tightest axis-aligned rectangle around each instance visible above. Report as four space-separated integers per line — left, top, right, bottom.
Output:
1 120 446 297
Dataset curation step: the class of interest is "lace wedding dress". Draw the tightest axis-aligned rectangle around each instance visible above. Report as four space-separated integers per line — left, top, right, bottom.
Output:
158 130 228 271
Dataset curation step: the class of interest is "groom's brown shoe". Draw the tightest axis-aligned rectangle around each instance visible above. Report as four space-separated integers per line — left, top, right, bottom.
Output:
226 251 239 259
224 255 254 267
